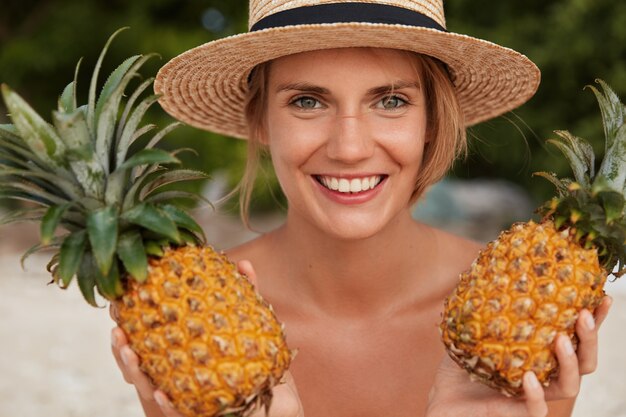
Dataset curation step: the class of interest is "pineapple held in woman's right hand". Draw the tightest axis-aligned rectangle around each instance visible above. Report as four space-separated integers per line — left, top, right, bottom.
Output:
0 29 293 417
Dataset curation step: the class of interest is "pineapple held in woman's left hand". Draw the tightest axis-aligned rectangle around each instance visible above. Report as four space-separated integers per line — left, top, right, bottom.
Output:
440 80 625 396
0 29 292 417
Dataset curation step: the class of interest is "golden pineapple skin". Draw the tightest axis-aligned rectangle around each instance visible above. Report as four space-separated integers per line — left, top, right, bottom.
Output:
114 245 292 417
440 220 606 396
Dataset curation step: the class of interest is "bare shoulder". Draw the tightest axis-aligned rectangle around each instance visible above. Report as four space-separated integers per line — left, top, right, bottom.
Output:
222 231 281 284
222 233 272 266
418 223 484 294
429 225 483 265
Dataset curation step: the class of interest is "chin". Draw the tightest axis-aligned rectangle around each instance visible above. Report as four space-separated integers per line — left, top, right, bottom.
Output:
323 221 386 241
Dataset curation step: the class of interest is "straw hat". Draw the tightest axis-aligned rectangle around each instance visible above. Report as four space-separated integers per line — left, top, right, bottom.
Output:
154 0 541 139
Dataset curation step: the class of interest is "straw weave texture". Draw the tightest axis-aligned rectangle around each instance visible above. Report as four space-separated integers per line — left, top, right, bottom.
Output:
155 0 540 139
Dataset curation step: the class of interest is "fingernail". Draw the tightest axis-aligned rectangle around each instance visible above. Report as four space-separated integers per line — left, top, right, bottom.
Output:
561 335 575 356
121 346 131 366
584 310 595 330
525 371 540 389
111 329 118 348
154 392 171 408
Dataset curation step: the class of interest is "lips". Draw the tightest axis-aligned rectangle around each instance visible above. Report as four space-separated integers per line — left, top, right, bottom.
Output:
315 175 385 193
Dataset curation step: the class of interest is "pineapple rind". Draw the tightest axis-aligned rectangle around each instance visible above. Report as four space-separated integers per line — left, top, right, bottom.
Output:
115 245 293 417
1 29 293 416
440 220 606 396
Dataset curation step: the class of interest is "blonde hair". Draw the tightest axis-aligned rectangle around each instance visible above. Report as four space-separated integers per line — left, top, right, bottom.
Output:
239 51 466 226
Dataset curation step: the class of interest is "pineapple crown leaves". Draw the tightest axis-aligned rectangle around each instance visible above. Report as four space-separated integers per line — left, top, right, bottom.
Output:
0 28 210 306
536 79 626 276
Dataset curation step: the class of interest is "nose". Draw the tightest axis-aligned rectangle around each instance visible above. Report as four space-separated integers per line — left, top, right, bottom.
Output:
326 114 374 163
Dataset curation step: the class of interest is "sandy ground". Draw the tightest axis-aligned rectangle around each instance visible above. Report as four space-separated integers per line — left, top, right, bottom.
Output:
1 211 625 417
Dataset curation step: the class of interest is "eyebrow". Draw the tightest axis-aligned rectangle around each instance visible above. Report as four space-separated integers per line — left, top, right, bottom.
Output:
275 80 420 96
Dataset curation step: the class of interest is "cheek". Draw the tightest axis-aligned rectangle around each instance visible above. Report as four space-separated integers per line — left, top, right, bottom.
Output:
378 118 428 166
266 112 327 165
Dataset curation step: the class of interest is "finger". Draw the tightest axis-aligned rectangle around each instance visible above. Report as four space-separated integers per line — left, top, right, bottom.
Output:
551 334 580 398
575 309 599 375
594 295 613 329
154 391 186 417
237 260 258 287
109 302 120 322
111 327 132 384
119 344 157 401
523 372 548 417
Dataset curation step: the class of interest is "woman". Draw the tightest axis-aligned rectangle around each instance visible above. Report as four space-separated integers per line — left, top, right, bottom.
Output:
111 1 612 416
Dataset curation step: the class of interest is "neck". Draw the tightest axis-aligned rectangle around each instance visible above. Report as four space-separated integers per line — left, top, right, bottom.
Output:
270 209 436 318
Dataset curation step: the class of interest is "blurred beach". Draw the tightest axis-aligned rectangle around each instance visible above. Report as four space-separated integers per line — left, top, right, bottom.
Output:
1 193 625 417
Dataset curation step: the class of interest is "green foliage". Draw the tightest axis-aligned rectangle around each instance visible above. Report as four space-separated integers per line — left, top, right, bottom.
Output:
1 0 625 212
536 80 625 274
447 0 626 203
1 28 210 303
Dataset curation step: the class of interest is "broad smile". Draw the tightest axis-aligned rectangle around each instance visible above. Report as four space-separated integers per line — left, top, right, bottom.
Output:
314 175 387 194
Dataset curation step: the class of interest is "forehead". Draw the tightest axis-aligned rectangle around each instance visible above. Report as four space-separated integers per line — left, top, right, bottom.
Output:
267 47 422 85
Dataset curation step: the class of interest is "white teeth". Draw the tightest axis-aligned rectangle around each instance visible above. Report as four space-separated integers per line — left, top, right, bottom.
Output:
338 178 350 192
319 175 382 193
349 178 362 193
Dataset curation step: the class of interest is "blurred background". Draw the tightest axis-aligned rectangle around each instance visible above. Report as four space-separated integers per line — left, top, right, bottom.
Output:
1 0 625 416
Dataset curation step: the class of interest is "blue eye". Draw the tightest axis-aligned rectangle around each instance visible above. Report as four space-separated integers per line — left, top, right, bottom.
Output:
292 96 322 109
377 95 407 109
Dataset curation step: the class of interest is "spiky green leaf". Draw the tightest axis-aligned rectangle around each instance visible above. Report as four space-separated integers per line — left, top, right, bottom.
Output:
52 108 105 199
144 240 164 257
95 55 141 123
0 133 44 167
95 259 123 300
59 82 76 114
41 203 71 245
1 84 68 170
159 204 206 243
0 207 47 226
119 148 180 170
144 190 212 207
587 80 625 151
116 77 154 142
139 169 209 201
115 94 160 167
122 165 165 210
57 57 82 114
87 206 118 276
597 123 626 194
76 252 100 307
1 180 68 206
121 203 180 243
20 238 62 269
596 190 625 224
0 166 82 199
95 53 156 173
144 122 182 151
117 230 148 282
58 230 87 287
547 137 590 188
52 107 94 159
87 27 129 134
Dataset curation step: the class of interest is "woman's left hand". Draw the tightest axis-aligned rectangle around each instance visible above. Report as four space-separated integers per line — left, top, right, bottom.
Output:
425 295 612 417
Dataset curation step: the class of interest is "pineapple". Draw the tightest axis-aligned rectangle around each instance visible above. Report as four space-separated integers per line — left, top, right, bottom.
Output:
0 29 292 416
440 79 625 396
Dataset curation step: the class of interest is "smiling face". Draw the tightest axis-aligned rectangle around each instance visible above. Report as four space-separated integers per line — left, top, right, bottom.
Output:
262 48 429 240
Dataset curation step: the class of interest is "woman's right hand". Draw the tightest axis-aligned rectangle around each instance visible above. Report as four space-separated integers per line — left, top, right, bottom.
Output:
110 259 303 417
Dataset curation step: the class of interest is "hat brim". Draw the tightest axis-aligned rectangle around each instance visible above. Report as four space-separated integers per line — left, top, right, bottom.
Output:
154 23 540 139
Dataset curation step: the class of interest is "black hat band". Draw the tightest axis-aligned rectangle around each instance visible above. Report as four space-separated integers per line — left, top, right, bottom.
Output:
250 2 447 32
